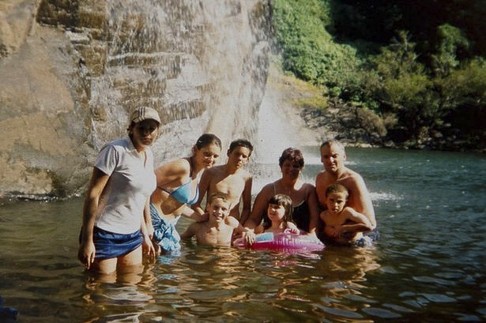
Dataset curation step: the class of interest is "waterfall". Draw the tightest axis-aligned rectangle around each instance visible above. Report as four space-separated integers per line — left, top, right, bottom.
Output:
0 0 271 198
88 0 271 162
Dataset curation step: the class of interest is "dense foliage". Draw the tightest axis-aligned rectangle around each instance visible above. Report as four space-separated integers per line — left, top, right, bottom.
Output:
271 0 485 150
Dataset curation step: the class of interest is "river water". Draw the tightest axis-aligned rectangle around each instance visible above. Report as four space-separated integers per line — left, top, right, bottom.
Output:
0 147 485 322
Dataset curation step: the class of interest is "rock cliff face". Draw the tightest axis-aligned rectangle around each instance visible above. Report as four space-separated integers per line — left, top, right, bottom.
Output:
0 0 271 199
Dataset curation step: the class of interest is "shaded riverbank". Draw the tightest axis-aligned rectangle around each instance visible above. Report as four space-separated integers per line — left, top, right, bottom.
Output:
267 59 485 153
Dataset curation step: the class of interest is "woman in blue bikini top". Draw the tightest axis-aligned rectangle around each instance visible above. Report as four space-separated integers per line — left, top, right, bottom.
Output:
148 134 222 255
150 134 222 222
162 179 200 205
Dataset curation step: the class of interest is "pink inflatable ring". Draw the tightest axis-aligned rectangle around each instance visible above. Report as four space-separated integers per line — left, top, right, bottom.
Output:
234 232 325 252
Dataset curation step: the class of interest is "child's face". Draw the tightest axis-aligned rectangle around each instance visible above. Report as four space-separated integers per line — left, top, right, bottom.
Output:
267 203 286 223
227 146 251 169
209 198 230 222
325 192 347 214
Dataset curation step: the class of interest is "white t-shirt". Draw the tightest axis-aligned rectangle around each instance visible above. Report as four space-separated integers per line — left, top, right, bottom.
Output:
94 137 156 234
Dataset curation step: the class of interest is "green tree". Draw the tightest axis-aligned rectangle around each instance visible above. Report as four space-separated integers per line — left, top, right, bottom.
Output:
431 24 470 77
272 0 361 96
368 32 435 139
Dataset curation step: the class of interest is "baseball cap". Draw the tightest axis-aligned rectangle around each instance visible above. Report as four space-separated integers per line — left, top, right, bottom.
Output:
130 107 161 124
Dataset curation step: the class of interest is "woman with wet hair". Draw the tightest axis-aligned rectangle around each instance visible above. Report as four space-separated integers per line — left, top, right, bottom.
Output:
150 133 222 254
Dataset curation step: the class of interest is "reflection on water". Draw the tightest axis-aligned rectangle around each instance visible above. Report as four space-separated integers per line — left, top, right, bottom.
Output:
0 148 485 321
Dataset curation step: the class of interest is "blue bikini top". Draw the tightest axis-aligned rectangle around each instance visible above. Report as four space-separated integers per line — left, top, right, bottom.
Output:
163 180 199 205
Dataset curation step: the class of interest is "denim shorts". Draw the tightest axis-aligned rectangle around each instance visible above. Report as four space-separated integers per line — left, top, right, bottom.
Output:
93 227 143 260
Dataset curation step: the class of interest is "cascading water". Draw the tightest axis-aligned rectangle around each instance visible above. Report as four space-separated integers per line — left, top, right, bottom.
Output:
88 0 271 162
0 0 272 198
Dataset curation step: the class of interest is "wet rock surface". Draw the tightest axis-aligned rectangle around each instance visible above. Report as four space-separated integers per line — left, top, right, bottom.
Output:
0 0 271 199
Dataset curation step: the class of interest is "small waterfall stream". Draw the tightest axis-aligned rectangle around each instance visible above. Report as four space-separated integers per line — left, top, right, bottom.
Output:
88 0 271 163
0 0 272 197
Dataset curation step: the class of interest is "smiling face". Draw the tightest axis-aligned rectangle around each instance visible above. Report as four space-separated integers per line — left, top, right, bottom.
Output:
129 119 159 151
320 143 346 174
208 197 230 223
267 203 287 225
194 143 221 169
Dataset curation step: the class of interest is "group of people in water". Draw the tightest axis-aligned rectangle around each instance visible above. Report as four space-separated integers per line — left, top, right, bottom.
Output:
78 107 378 275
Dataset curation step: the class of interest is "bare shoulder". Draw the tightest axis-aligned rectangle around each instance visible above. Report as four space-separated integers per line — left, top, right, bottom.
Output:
156 157 190 175
257 182 274 197
315 169 326 180
188 221 203 231
201 165 224 183
205 165 222 175
320 210 331 222
346 167 365 181
337 168 365 190
342 206 356 217
301 182 317 195
315 170 332 187
342 206 366 221
226 216 240 228
242 169 253 180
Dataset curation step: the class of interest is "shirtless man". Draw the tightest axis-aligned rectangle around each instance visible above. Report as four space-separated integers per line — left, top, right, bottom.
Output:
315 140 377 230
194 139 253 223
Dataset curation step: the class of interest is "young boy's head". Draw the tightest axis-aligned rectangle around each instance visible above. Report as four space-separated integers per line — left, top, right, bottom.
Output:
228 139 253 157
324 183 349 214
207 193 231 221
228 139 253 154
227 139 253 168
267 194 293 223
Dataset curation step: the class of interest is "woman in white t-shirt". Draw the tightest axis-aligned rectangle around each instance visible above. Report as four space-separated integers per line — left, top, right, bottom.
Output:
78 107 159 275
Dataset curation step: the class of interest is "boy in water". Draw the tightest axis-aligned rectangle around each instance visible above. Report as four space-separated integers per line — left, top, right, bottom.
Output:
194 139 253 223
181 193 254 247
321 183 373 246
